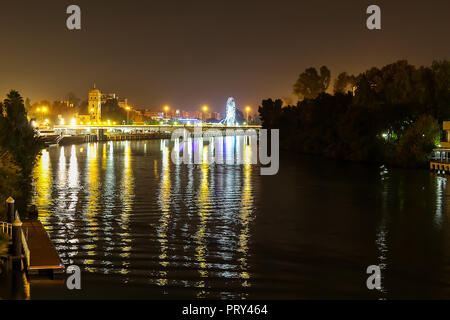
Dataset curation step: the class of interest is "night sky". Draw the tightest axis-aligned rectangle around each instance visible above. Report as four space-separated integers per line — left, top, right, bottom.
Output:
1 0 449 113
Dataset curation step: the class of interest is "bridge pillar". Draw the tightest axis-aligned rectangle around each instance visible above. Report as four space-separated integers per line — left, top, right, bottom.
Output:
97 129 105 141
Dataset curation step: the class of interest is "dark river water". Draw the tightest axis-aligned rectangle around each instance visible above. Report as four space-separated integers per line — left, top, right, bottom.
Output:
24 137 450 299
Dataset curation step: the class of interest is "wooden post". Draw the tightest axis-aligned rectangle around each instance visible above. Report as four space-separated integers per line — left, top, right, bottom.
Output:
12 214 23 271
6 197 15 223
12 214 22 257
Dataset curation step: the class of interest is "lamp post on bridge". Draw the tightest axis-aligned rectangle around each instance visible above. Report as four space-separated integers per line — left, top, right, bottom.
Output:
245 106 251 124
202 105 208 123
126 106 131 125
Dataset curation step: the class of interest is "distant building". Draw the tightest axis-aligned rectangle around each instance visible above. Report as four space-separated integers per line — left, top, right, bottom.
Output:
102 93 128 108
88 84 102 123
144 110 163 120
180 111 201 119
58 100 74 108
210 112 221 121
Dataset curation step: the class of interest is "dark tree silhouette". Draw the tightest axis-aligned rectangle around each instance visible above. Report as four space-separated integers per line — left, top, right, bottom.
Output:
333 72 356 94
293 66 331 100
261 60 446 168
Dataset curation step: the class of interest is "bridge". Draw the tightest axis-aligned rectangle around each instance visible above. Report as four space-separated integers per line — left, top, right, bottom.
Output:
53 123 261 132
46 124 262 145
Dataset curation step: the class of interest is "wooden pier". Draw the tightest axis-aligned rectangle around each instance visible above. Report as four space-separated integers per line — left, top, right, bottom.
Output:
22 221 64 278
430 161 450 172
430 148 450 173
1 198 64 280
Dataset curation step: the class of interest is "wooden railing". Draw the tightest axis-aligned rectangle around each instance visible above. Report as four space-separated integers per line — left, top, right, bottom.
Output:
0 222 12 237
21 229 30 267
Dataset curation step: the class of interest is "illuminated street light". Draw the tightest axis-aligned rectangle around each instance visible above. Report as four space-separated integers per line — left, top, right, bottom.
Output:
37 106 47 122
202 105 208 122
163 106 170 121
164 106 170 115
245 106 251 124
125 106 131 124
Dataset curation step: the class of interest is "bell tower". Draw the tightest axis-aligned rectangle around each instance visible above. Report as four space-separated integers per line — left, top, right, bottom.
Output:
88 84 102 123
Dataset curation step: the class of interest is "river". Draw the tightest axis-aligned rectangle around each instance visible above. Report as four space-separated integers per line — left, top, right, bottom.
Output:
26 137 450 299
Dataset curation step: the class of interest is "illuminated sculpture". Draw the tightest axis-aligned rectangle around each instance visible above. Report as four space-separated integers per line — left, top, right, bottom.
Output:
224 97 236 126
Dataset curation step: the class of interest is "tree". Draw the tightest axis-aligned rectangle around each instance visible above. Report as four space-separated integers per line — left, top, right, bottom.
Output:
64 92 81 108
394 114 440 167
25 97 31 111
334 72 356 94
293 66 331 100
430 60 450 123
0 90 42 176
77 100 88 114
258 99 283 129
101 98 127 123
0 150 21 206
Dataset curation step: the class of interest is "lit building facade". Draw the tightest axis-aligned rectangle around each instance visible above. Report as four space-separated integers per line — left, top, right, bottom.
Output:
88 84 102 123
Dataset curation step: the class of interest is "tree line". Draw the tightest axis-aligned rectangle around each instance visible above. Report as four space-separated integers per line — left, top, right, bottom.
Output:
259 60 450 168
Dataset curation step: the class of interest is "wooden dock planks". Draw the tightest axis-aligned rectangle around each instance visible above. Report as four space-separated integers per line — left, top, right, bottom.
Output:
22 221 64 274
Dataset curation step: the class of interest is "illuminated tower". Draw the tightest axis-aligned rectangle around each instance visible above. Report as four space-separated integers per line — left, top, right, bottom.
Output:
88 84 102 123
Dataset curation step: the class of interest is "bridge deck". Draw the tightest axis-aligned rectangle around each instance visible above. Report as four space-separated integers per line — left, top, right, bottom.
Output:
22 221 64 275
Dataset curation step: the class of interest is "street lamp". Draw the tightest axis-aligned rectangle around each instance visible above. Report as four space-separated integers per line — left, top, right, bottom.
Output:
163 106 171 121
245 106 251 124
37 107 47 122
202 105 208 122
125 106 131 124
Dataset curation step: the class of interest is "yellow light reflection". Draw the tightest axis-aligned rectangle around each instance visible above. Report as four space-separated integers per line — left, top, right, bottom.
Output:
119 141 134 273
194 145 212 297
33 149 52 224
238 143 254 294
156 142 171 286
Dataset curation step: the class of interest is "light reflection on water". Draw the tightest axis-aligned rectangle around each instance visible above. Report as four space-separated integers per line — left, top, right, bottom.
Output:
32 136 257 299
